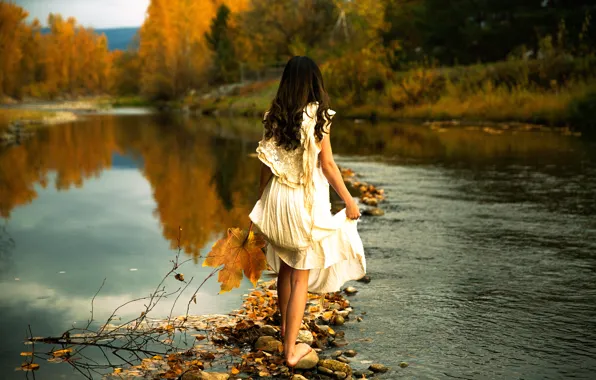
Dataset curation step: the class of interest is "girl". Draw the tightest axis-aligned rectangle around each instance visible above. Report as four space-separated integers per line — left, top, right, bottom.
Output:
249 56 366 367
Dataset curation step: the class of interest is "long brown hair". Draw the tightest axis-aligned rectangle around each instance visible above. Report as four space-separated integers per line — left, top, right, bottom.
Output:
263 56 333 150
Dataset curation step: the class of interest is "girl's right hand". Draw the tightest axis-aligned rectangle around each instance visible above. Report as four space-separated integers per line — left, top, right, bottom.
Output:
346 199 361 220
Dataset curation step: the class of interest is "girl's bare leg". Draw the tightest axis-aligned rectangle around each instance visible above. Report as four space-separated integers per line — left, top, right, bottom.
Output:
284 267 311 367
277 260 292 339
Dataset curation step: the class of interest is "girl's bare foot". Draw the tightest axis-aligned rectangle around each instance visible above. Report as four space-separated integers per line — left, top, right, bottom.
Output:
286 343 312 367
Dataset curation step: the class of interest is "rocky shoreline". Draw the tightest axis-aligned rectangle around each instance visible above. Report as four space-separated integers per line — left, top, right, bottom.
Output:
107 169 393 379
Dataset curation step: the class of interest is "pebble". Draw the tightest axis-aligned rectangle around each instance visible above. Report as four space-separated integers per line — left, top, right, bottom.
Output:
333 315 345 326
259 325 277 336
369 363 390 373
343 349 357 357
317 366 334 375
400 361 409 368
334 371 347 379
336 356 351 363
291 375 308 380
362 207 385 216
343 286 358 295
254 336 281 353
318 359 352 376
357 275 372 284
297 329 314 346
356 316 363 322
331 338 348 347
294 349 319 369
331 350 343 358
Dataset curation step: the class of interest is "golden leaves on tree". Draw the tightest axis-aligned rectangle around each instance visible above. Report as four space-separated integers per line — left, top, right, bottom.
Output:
203 228 267 293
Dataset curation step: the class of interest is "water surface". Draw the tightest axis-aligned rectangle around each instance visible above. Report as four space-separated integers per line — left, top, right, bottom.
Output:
1 113 595 379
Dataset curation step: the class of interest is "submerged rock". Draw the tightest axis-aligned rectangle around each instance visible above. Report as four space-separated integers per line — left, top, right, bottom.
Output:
369 363 390 373
343 286 358 295
400 361 409 368
362 207 385 216
334 370 347 379
357 275 371 284
333 315 345 326
291 375 308 380
343 349 357 357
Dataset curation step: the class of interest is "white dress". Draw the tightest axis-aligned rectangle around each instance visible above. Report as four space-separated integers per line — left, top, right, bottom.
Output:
249 103 366 294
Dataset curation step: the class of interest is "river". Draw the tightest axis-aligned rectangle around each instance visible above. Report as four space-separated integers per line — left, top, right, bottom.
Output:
0 111 595 379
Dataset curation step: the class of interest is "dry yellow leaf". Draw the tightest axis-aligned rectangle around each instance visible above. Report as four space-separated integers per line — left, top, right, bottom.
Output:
52 348 72 357
21 363 40 371
203 228 267 293
231 366 240 375
20 352 33 356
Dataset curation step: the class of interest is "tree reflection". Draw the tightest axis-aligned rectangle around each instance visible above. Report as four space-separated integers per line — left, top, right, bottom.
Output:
0 115 260 261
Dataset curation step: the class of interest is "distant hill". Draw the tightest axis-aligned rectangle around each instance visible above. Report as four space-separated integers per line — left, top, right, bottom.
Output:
41 26 139 51
96 27 139 51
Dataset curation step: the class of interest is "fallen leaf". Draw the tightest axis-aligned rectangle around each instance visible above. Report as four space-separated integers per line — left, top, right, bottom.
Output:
52 348 72 357
20 352 33 356
231 367 240 375
203 228 267 293
174 273 184 281
20 363 40 371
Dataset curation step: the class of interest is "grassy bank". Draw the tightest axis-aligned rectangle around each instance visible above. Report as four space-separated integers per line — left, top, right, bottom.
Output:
188 57 596 134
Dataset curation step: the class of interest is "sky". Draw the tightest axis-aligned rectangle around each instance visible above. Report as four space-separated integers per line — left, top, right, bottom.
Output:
16 0 150 28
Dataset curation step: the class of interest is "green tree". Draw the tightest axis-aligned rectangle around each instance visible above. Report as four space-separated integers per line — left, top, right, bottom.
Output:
205 4 238 84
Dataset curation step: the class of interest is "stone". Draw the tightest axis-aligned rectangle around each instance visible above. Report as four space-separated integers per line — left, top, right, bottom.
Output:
356 316 363 322
318 366 334 375
318 359 352 376
331 338 348 347
336 356 351 364
337 310 350 318
333 315 345 326
294 348 319 369
369 363 389 373
400 361 409 368
328 302 341 310
259 325 278 336
343 286 358 295
357 275 371 284
182 371 230 380
362 207 384 216
334 371 347 379
331 350 343 358
254 336 282 353
343 349 357 357
291 375 308 380
315 324 335 336
297 329 314 346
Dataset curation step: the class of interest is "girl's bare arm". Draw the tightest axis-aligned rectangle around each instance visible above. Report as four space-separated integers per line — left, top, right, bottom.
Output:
319 131 361 219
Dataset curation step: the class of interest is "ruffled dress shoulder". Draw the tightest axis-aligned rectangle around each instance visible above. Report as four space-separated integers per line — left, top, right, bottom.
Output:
249 102 366 293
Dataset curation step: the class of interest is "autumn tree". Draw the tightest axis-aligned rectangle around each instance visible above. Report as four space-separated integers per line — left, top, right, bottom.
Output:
0 2 29 98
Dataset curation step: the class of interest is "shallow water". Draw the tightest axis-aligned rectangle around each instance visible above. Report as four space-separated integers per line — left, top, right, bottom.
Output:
1 113 595 378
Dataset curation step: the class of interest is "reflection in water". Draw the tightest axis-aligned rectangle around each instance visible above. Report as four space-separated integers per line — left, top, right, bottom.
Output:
0 115 595 379
0 115 262 259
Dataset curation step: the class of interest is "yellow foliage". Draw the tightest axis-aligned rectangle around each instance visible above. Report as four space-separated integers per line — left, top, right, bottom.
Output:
203 228 267 293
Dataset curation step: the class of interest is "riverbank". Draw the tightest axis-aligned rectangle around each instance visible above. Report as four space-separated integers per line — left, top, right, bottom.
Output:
189 79 594 132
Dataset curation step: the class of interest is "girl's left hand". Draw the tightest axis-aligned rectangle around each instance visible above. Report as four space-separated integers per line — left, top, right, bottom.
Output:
346 199 361 220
